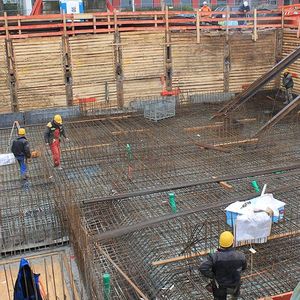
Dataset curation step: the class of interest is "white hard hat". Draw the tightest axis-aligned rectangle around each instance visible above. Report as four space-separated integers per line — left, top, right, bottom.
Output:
244 1 248 5
203 1 207 4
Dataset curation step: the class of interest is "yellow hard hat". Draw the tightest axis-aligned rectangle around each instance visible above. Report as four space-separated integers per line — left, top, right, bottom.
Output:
284 68 289 74
18 128 26 136
54 114 62 125
219 231 234 248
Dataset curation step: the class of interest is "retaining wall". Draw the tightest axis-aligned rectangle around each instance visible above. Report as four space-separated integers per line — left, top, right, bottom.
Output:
0 29 294 115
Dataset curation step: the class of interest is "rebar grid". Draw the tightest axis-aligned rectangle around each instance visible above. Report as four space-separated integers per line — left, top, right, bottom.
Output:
0 98 300 298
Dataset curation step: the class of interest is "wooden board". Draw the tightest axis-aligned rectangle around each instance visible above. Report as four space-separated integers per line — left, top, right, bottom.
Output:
282 29 300 94
0 250 80 300
13 37 67 111
69 34 117 108
229 31 277 92
121 31 165 106
0 40 11 113
171 32 225 93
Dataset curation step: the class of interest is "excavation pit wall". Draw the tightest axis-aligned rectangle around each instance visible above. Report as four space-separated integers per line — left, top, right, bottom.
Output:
1 28 294 114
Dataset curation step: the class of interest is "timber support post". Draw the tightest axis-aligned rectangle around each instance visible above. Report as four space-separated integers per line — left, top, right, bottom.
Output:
224 36 230 93
114 31 124 108
165 6 172 91
5 38 18 112
62 35 73 106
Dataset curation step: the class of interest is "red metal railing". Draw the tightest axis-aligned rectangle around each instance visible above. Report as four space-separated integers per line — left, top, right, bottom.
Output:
0 9 290 39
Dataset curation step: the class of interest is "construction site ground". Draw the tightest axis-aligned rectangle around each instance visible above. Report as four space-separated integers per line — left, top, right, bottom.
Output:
0 94 299 299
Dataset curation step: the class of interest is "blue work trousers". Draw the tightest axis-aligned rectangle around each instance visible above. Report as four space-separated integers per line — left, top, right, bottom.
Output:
16 155 27 177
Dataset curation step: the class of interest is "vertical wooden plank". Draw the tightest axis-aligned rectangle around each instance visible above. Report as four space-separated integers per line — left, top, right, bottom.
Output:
5 39 18 112
93 15 96 34
165 5 169 34
62 35 74 106
196 11 200 44
4 12 9 39
253 9 257 41
224 37 230 93
108 12 111 33
226 6 229 40
115 31 124 108
72 15 75 36
281 8 284 29
114 9 117 31
63 13 67 36
154 14 157 28
4 265 11 300
17 15 21 35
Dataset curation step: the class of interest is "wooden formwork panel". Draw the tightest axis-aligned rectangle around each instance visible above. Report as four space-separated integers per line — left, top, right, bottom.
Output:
172 32 225 94
13 37 66 111
123 78 162 106
0 40 11 113
229 31 277 92
282 29 300 94
121 31 165 106
69 34 117 108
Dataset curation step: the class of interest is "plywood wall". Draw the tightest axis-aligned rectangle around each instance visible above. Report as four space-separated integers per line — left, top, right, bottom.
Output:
172 32 225 93
121 32 165 106
0 40 11 113
69 34 117 108
282 29 300 94
13 37 66 111
229 31 277 92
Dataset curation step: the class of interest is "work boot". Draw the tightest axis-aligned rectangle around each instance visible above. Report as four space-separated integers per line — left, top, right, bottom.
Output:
21 173 29 181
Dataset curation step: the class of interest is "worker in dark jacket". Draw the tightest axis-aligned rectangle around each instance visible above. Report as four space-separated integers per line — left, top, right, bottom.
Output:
282 68 294 104
200 231 247 300
238 1 250 26
11 128 31 180
44 114 68 169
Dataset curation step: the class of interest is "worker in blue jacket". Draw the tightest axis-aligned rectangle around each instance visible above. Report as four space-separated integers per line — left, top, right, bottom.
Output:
200 231 247 300
11 128 31 180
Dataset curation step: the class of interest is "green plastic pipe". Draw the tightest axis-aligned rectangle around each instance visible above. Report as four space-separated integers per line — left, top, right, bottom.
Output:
103 273 111 300
251 180 260 193
126 144 133 161
169 192 177 213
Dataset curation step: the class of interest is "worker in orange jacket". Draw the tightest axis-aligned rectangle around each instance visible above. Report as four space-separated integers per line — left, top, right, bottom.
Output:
44 114 69 169
199 1 212 18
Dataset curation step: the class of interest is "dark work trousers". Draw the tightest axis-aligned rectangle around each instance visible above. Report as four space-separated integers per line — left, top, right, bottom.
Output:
213 282 240 300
